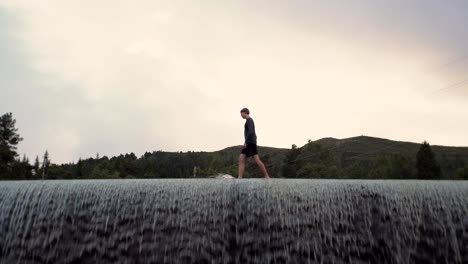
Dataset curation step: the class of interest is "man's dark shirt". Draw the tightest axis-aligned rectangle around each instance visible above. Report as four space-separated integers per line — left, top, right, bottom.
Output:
244 117 257 145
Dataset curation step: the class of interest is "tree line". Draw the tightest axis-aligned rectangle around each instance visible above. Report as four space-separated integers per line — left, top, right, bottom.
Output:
1 112 467 180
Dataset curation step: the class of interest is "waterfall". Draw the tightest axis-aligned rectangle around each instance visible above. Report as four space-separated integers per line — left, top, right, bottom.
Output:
0 179 466 263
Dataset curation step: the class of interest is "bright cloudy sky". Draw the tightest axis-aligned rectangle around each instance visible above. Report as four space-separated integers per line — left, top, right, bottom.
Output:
1 0 467 164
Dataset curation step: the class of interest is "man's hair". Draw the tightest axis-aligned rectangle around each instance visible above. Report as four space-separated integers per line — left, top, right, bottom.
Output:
240 108 250 115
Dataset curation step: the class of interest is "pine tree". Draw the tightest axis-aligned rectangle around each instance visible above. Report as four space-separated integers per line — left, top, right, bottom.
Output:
0 113 24 178
76 158 83 178
33 156 40 177
416 141 441 179
41 150 51 180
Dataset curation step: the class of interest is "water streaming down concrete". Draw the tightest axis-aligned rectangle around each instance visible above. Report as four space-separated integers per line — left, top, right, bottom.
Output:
0 179 466 263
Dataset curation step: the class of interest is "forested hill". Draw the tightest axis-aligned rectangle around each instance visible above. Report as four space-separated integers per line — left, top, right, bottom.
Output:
3 130 468 180
309 136 468 179
14 136 466 180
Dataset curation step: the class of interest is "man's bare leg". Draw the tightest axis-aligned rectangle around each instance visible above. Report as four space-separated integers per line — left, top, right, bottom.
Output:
253 155 270 178
238 154 246 178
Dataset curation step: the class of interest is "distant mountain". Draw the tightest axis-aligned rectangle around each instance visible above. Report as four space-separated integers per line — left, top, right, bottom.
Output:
221 135 468 164
215 136 468 179
314 135 468 166
7 135 467 180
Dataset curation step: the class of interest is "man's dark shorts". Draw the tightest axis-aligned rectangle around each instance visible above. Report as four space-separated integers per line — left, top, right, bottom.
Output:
241 143 258 157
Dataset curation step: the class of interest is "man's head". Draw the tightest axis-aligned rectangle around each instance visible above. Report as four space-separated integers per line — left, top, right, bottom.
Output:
240 108 250 119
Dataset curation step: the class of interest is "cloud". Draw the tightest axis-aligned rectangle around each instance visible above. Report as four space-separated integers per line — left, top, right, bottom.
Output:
1 0 468 163
0 2 224 163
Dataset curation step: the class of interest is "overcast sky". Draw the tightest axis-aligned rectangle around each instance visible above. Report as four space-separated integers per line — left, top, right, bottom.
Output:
1 0 468 164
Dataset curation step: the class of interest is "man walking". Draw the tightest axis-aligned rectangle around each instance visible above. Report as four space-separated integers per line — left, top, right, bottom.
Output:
239 108 270 179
